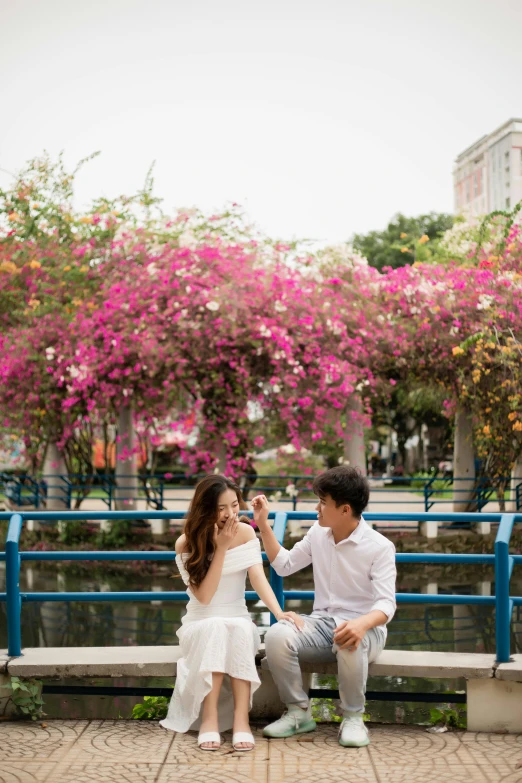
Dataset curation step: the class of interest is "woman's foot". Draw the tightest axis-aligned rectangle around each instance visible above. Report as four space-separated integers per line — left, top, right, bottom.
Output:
232 720 255 750
198 719 221 750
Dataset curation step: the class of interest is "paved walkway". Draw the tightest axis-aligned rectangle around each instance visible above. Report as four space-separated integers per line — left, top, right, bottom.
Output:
0 720 521 782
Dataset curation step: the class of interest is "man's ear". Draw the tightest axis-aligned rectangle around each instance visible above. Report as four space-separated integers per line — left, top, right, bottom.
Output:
342 503 352 516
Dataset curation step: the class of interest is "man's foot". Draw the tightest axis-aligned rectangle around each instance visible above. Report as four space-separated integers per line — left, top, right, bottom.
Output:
338 712 370 747
263 705 316 738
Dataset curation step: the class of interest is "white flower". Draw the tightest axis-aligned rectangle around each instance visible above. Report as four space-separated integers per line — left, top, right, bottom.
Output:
285 483 298 498
146 263 158 277
205 301 220 312
260 324 272 338
280 444 296 455
178 229 197 250
477 294 494 311
272 384 281 393
275 302 287 313
45 346 56 361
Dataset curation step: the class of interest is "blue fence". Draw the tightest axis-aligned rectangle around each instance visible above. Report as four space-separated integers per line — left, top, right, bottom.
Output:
0 510 521 663
2 473 521 513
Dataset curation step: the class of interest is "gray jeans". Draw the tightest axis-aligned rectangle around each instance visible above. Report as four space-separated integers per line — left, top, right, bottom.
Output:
264 613 385 714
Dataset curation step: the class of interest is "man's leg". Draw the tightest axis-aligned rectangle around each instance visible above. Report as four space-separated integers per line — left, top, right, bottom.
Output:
335 627 384 747
263 616 336 737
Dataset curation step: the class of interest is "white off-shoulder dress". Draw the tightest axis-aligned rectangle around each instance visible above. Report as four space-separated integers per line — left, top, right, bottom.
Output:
160 538 263 733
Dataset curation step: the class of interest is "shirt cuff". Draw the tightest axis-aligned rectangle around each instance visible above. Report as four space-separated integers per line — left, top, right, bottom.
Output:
371 599 396 624
271 546 290 574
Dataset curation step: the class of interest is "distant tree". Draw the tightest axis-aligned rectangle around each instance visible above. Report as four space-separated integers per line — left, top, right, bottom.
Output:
351 212 455 271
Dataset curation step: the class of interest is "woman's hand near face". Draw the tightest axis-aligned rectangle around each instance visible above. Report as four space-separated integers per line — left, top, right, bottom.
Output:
213 513 239 551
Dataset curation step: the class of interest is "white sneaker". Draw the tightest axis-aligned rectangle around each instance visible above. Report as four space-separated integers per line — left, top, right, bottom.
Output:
338 712 369 747
263 705 316 738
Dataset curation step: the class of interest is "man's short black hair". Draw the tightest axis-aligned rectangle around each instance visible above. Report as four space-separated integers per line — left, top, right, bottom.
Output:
312 466 369 518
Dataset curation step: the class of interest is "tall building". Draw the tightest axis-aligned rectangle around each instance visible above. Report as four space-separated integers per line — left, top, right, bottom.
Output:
453 118 522 217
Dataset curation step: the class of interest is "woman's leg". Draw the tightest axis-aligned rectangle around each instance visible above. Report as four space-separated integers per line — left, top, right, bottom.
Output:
199 672 224 748
230 676 254 749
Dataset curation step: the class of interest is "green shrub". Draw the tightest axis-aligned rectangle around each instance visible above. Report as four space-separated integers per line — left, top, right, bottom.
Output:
131 695 170 720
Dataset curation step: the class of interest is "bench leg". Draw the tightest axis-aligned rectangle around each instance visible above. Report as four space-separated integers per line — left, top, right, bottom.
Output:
467 678 522 732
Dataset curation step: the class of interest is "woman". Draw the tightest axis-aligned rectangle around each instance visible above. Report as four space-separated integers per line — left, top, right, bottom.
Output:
159 474 300 751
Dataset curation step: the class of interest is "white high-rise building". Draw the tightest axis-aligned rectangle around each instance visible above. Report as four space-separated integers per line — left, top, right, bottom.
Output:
453 118 522 217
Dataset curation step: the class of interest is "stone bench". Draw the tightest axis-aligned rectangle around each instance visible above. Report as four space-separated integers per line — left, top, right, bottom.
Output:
4 645 520 732
2 646 495 681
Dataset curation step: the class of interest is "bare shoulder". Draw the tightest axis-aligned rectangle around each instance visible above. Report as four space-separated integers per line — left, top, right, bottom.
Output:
175 533 187 554
238 521 257 542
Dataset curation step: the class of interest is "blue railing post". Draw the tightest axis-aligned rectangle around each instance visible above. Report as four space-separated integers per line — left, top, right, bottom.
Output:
495 513 515 663
6 513 23 657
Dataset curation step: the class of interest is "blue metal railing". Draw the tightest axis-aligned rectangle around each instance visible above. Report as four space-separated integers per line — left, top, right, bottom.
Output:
0 510 521 663
2 473 521 513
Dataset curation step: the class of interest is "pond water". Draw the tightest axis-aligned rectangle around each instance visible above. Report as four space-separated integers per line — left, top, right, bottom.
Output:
1 552 521 726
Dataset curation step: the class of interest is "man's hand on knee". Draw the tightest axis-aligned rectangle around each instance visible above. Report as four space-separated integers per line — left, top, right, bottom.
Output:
333 618 369 651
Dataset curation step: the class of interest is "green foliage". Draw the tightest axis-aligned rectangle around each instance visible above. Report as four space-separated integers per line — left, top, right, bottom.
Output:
58 519 92 546
410 472 452 497
351 212 455 271
429 705 467 729
131 695 169 720
96 518 135 548
371 383 451 468
5 677 45 721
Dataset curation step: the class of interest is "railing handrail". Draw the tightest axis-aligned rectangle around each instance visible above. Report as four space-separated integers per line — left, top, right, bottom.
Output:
2 510 521 663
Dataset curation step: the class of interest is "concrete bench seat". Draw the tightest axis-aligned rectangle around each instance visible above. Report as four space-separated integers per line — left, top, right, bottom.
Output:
3 646 521 733
3 646 495 681
494 653 522 681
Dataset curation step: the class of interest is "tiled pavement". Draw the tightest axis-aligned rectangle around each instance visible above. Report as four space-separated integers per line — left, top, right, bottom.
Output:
0 720 521 783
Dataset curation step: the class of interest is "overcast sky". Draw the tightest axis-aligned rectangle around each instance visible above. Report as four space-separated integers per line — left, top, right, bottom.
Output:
1 0 522 244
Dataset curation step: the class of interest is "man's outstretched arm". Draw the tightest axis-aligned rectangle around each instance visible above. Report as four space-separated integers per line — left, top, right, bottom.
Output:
251 494 313 575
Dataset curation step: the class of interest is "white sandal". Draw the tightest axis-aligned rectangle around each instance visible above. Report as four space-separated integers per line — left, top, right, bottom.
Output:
232 732 255 752
198 731 221 751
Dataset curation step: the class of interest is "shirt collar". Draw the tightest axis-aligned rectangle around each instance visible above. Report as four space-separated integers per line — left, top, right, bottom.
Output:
327 517 366 546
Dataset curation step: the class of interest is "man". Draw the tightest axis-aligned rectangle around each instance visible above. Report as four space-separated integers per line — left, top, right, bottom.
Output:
252 465 396 748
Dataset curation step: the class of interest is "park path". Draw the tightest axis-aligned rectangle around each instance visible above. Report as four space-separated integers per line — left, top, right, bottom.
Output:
0 719 520 782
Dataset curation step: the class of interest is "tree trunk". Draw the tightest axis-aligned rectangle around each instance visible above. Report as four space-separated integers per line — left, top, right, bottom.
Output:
114 405 138 511
42 442 68 510
509 457 522 512
452 406 476 512
344 396 367 476
216 443 227 474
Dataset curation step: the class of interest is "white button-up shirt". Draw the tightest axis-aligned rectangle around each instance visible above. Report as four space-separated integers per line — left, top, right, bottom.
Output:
271 518 397 636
